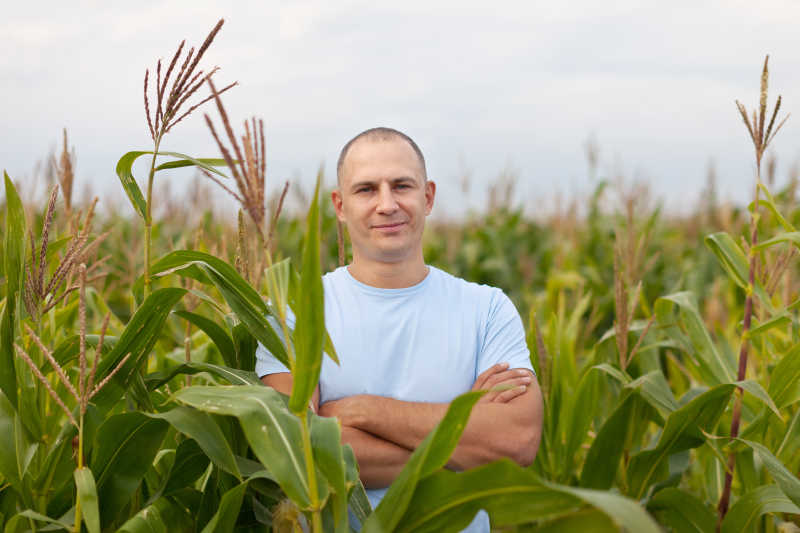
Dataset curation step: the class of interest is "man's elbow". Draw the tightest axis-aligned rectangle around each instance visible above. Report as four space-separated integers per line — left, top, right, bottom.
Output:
509 424 541 467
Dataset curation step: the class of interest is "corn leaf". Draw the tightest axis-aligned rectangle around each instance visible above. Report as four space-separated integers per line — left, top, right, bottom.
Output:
158 438 209 496
74 467 101 533
144 361 261 389
705 233 774 313
146 250 289 368
173 310 237 367
627 382 736 498
290 173 325 414
90 412 169 526
737 439 800 507
364 391 483 532
655 292 736 385
646 487 715 533
149 406 241 480
114 152 149 219
117 496 193 533
1 172 24 409
720 484 800 533
768 342 800 409
91 288 186 410
311 415 349 533
200 482 248 533
173 385 320 509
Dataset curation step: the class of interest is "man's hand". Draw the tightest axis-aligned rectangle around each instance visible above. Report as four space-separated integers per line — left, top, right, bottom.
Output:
318 395 367 427
471 362 533 404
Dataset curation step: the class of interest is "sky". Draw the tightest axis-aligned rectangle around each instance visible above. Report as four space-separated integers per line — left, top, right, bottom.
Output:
3 0 800 219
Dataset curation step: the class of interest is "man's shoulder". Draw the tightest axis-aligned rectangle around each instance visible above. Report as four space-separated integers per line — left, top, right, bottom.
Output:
427 266 505 303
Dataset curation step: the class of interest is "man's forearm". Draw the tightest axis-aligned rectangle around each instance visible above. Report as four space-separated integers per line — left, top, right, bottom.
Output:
343 387 542 470
341 426 413 489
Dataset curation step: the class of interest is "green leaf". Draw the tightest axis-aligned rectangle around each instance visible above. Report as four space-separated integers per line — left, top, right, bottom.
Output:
159 438 209 496
174 310 237 367
580 394 638 489
45 334 117 374
394 461 579 532
148 406 241 479
90 412 169 525
290 173 324 414
754 231 800 253
74 467 100 533
625 370 678 418
721 485 800 533
591 363 632 385
704 232 774 313
738 380 781 419
0 391 22 490
737 439 800 507
393 460 660 533
311 415 348 533
91 288 186 410
627 383 736 498
1 172 25 409
655 292 736 385
144 361 261 389
114 151 149 218
647 487 715 533
117 496 194 533
768 342 800 409
756 182 796 232
154 155 228 176
200 482 248 533
749 312 792 338
365 391 483 532
173 385 317 509
145 250 289 368
535 509 616 532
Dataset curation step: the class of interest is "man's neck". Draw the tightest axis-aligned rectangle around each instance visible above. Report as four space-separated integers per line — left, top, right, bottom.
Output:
346 253 429 289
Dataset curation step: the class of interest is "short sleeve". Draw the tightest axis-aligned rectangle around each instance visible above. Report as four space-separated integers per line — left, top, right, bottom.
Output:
254 310 296 378
476 290 534 376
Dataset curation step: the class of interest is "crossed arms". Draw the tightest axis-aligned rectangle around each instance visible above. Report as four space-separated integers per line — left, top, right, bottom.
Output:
261 363 543 489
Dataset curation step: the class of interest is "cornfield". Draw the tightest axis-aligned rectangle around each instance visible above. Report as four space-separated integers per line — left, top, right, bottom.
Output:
1 19 799 533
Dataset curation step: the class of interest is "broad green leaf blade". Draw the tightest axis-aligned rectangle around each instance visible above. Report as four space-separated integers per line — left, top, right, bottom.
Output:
768 342 800 409
144 362 261 389
548 482 662 533
0 391 22 490
74 467 100 533
90 412 169 525
6 510 73 531
580 394 637 489
394 460 580 533
647 487 715 533
721 484 800 533
290 173 324 414
200 482 248 533
159 438 209 496
738 380 781 419
1 172 24 408
174 310 237 367
154 155 228 176
535 509 616 532
114 151 149 218
749 312 792 337
148 406 241 479
655 292 736 385
626 370 678 418
345 445 372 524
628 383 736 498
173 385 315 508
311 415 348 533
757 183 796 232
591 363 632 385
117 496 193 533
704 232 773 313
264 258 291 322
738 439 800 507
91 288 186 410
146 250 289 368
365 391 483 532
45 334 117 374
754 231 800 253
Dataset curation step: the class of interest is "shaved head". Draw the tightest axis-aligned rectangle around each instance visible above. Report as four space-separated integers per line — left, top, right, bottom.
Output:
336 127 427 186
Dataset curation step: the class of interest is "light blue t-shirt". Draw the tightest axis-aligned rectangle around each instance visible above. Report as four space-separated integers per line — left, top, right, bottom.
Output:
255 265 533 532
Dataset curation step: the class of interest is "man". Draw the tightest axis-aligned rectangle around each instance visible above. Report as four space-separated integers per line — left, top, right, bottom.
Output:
256 127 543 531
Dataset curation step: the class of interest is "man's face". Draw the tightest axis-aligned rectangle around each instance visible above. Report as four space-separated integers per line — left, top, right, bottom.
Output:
332 137 435 264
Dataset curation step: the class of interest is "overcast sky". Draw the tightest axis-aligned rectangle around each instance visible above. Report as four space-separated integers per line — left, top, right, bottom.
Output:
3 1 800 218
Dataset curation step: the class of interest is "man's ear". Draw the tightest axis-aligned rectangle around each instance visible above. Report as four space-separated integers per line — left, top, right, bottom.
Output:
331 189 346 221
424 180 436 215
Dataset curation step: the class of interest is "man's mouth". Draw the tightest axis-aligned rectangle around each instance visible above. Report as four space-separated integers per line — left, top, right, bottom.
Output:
372 221 406 230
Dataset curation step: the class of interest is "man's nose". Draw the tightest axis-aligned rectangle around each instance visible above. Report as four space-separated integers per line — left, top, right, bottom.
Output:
376 184 398 214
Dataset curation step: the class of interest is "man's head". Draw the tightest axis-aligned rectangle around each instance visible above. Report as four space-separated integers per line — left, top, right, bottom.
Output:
332 127 435 265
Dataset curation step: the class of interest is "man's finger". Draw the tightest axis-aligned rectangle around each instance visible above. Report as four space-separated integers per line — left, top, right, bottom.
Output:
472 362 509 390
492 385 528 404
483 369 531 389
